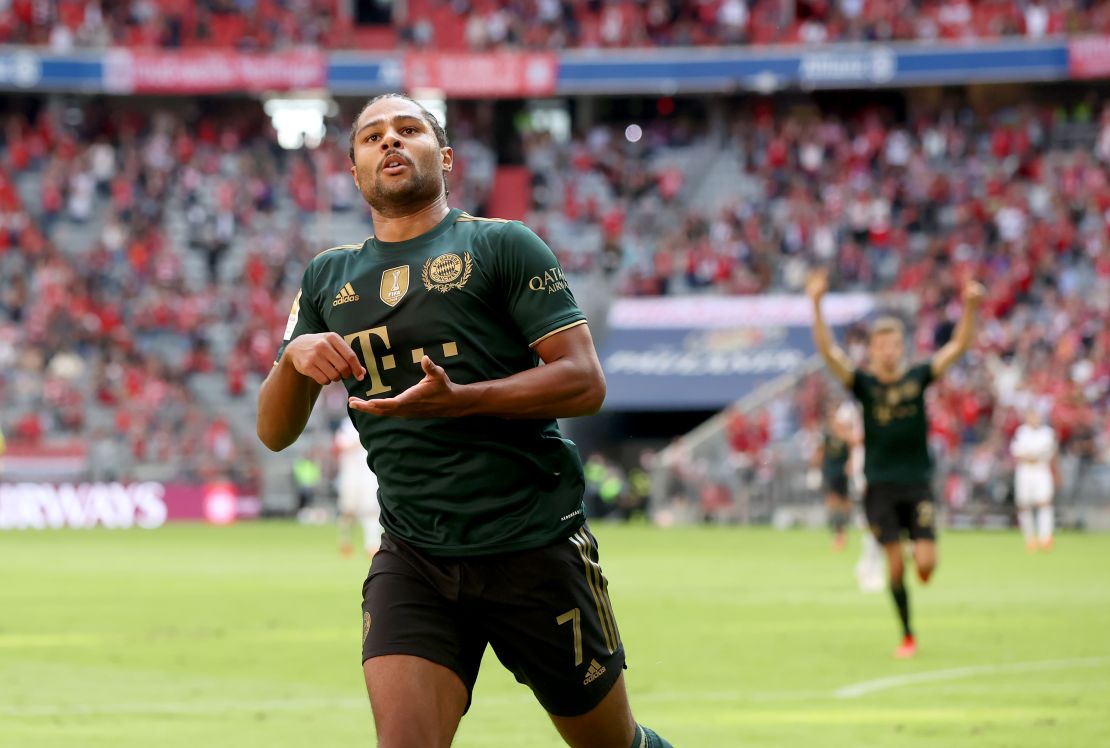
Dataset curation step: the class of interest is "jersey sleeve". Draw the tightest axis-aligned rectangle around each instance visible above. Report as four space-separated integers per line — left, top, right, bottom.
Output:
915 360 936 388
495 221 586 347
274 264 328 364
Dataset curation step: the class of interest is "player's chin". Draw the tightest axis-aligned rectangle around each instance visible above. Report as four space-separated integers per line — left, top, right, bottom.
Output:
375 173 415 189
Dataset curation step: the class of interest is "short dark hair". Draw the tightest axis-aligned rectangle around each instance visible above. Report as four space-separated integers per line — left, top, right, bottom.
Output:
347 93 449 164
869 316 905 341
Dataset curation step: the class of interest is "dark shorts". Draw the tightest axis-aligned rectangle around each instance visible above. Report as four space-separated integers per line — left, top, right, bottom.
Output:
824 474 850 499
864 482 937 544
360 524 626 717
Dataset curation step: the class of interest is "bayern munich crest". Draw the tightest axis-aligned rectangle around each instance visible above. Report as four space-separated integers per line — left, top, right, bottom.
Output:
422 252 473 293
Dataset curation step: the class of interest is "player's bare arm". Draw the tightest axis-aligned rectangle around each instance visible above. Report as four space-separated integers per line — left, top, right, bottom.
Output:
930 280 985 378
806 269 854 387
348 323 605 420
257 332 367 451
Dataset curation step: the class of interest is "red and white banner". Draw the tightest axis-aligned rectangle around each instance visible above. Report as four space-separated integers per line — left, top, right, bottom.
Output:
1 441 88 479
404 52 557 98
104 48 327 94
1069 36 1110 79
0 481 261 530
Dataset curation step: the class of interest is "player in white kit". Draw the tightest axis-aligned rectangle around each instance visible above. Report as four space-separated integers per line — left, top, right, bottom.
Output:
1010 409 1057 552
335 418 382 557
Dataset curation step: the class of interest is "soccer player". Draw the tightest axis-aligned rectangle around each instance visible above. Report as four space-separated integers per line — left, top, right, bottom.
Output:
335 418 382 557
807 269 983 658
817 403 856 551
1010 409 1057 552
257 93 674 748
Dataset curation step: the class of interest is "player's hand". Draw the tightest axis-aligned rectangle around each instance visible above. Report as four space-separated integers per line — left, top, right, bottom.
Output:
285 332 366 385
962 280 985 307
348 355 473 419
805 268 829 303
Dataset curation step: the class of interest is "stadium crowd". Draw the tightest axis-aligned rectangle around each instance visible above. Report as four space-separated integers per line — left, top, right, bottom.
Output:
1 94 1108 504
1 0 1104 51
0 0 344 50
542 99 1110 518
434 0 1101 50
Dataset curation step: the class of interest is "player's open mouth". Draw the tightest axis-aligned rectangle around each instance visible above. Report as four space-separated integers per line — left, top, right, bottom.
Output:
381 155 409 175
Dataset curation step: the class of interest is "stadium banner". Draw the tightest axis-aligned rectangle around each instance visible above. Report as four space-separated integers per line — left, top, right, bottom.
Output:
328 52 402 94
607 294 873 329
0 441 88 479
599 295 872 411
0 481 261 530
0 37 1091 94
556 39 1070 93
102 48 327 94
1068 36 1110 78
403 52 558 98
0 46 102 91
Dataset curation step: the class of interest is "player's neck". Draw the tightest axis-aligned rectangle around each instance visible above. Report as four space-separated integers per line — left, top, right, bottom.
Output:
873 364 905 383
370 198 451 244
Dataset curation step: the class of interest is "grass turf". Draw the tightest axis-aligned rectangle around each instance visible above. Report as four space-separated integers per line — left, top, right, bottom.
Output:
1 522 1107 747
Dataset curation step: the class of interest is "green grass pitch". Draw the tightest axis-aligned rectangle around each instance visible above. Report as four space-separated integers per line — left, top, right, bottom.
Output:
1 523 1107 747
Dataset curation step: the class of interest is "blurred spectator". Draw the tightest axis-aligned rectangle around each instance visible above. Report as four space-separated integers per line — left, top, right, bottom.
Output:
292 452 323 512
1 0 1104 51
584 452 626 518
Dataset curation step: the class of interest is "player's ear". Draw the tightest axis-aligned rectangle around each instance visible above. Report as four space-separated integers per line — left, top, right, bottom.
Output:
350 163 360 187
440 146 453 173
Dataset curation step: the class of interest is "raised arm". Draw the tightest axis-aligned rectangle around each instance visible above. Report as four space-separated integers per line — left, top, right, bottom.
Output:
347 322 605 420
931 280 985 379
257 333 367 451
806 269 854 387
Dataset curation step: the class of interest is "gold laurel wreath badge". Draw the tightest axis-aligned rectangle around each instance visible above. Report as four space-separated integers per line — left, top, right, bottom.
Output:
422 252 473 292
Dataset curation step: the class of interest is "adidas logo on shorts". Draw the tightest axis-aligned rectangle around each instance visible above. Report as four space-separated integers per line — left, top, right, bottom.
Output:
583 658 607 685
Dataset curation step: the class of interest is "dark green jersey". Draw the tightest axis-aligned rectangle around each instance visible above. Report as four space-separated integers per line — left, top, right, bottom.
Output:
276 210 588 556
849 362 935 485
821 432 850 482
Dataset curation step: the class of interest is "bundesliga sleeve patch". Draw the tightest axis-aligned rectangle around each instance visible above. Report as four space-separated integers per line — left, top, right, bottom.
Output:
284 290 302 340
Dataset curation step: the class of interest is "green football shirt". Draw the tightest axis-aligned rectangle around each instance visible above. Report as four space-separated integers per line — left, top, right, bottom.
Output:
821 431 850 483
849 362 935 485
276 209 589 556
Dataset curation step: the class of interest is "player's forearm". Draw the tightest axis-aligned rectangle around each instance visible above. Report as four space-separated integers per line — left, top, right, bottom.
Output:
256 357 322 451
811 302 852 383
951 302 978 355
811 301 834 356
458 357 605 419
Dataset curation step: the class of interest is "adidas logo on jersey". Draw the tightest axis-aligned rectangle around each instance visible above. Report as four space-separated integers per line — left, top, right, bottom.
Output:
583 658 607 685
333 282 360 306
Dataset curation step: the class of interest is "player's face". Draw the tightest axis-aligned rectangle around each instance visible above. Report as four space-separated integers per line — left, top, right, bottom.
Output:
350 98 452 214
868 330 904 372
1026 410 1041 427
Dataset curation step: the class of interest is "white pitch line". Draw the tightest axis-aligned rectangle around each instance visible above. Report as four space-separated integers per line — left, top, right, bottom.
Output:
834 656 1110 699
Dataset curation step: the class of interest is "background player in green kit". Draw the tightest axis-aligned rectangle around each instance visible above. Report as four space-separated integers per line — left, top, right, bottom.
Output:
807 269 984 658
256 93 674 748
816 403 857 552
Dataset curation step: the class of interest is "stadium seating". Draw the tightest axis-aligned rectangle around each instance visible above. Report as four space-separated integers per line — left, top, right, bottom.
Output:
2 0 1107 51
